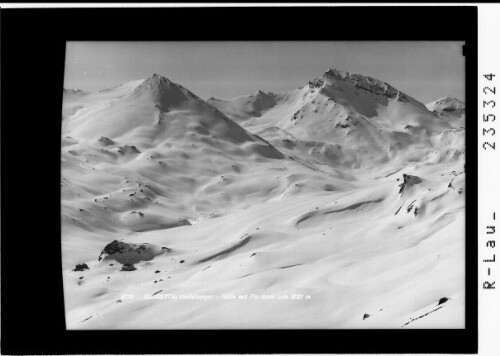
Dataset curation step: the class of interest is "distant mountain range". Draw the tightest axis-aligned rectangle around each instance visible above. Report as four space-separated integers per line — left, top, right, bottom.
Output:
62 68 466 330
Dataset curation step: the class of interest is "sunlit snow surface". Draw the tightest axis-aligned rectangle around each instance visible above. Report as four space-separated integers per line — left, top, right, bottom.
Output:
62 70 465 329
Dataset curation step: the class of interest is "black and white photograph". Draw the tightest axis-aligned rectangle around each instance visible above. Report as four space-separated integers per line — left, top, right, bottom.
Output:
61 41 467 329
3 4 490 354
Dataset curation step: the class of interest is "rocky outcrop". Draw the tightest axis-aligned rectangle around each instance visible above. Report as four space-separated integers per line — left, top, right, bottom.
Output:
117 145 140 155
406 200 420 217
98 240 167 265
121 264 136 271
437 297 449 305
98 136 115 146
398 174 422 195
73 263 89 272
427 96 465 117
323 68 409 102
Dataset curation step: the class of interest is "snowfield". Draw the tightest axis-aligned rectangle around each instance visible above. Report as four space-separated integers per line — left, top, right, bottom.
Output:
62 69 465 329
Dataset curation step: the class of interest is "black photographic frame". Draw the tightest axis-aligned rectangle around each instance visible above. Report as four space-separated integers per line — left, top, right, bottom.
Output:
1 5 478 354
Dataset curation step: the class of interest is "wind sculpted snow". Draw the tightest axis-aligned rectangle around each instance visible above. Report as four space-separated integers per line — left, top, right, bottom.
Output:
62 70 465 329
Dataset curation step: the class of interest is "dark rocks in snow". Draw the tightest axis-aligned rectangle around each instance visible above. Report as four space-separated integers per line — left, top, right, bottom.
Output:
97 136 114 146
406 200 417 213
363 313 370 320
430 97 465 118
398 174 422 195
121 264 136 271
335 123 350 129
73 263 89 272
98 240 160 264
291 110 301 121
129 210 144 218
155 270 161 274
344 116 358 126
405 200 420 217
395 91 409 102
394 204 403 215
438 297 449 305
99 240 124 261
117 145 141 155
308 77 324 89
179 260 185 264
322 68 409 102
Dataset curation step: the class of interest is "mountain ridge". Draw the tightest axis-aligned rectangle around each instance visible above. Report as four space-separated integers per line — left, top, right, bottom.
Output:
62 67 466 330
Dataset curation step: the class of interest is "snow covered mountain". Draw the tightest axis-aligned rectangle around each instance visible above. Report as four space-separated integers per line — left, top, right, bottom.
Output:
426 96 465 128
63 74 282 155
62 73 287 264
210 68 461 169
62 70 466 330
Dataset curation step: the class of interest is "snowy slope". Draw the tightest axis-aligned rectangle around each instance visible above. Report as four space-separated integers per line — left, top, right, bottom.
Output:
426 96 465 129
62 70 465 329
211 69 460 170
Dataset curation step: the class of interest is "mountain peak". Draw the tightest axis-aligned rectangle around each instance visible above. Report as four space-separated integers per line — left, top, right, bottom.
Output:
324 68 349 79
432 96 464 105
151 72 169 80
323 68 394 93
137 73 173 89
253 89 275 98
309 68 419 105
131 73 200 109
427 96 465 116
